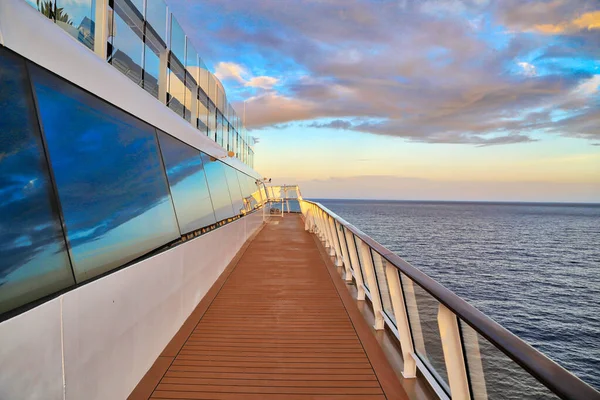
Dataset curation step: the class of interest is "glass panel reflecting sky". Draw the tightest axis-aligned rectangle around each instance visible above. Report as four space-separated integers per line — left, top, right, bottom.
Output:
168 68 185 117
143 43 160 98
145 0 167 42
55 0 95 50
170 15 185 64
110 2 144 87
224 166 243 216
157 131 217 233
31 66 180 282
202 155 234 221
0 49 74 314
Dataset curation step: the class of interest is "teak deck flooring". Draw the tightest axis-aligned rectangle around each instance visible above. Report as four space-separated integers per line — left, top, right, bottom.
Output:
130 215 407 400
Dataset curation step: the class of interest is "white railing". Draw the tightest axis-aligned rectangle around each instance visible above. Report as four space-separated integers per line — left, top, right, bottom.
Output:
300 199 600 400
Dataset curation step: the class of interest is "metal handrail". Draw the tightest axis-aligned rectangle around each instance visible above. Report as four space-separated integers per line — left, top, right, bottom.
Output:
302 199 600 400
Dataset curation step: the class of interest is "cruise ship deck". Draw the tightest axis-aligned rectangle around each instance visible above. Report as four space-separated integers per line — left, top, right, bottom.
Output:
130 215 407 400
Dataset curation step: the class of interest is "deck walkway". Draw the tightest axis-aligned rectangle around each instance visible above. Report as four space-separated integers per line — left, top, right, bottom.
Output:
130 215 406 400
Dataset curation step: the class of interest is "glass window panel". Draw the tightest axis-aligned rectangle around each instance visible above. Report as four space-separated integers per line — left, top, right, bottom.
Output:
223 166 243 216
0 49 74 314
460 320 558 400
157 132 216 233
55 0 95 50
129 0 143 13
170 15 185 64
109 2 144 87
143 43 160 98
185 38 199 80
183 72 194 122
401 273 450 392
197 89 209 135
201 155 233 221
31 66 180 282
167 70 185 117
237 172 254 213
370 250 395 325
208 101 216 141
183 85 192 122
145 0 167 42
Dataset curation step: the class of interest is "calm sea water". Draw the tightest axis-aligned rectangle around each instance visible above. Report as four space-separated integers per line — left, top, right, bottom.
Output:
318 199 600 392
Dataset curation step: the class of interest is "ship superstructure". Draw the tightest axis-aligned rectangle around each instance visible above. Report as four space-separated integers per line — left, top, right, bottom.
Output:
0 1 599 399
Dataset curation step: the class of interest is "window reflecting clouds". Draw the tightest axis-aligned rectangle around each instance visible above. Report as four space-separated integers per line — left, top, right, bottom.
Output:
202 156 234 221
158 132 216 233
224 167 243 216
31 66 180 282
0 49 74 313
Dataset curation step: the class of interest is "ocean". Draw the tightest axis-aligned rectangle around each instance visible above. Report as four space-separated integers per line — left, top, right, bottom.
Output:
317 199 600 392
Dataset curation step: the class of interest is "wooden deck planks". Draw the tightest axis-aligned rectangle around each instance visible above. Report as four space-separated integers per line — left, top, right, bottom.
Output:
130 215 407 400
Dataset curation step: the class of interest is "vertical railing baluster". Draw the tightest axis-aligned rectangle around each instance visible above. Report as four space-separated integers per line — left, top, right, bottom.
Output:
93 0 109 59
438 305 472 399
336 223 353 282
322 212 337 257
327 216 343 267
385 264 417 378
357 240 384 330
345 231 366 300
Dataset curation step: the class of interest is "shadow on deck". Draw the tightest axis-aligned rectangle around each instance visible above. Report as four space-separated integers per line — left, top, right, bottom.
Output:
129 215 408 400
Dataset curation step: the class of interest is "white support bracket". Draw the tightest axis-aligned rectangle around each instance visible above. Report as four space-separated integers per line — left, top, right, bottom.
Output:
385 263 417 378
322 213 337 257
93 0 109 59
344 229 366 300
327 217 343 267
357 240 384 330
336 225 353 282
438 304 472 400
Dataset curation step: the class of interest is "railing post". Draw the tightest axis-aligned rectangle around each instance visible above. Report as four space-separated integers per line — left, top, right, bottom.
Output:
316 209 327 243
344 230 366 300
357 240 384 330
385 264 417 378
438 304 471 400
327 217 343 267
322 212 336 257
304 208 314 232
93 0 109 59
336 224 353 282
313 206 327 242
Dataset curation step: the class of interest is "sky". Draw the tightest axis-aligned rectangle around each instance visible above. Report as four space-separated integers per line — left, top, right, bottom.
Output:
168 0 600 202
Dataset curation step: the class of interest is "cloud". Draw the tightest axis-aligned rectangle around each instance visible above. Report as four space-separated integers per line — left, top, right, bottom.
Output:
215 61 279 90
518 61 537 77
245 76 279 89
214 61 247 83
169 0 600 145
534 11 600 34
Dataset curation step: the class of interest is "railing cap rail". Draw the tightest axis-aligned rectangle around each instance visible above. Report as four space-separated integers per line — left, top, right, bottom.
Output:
302 199 600 400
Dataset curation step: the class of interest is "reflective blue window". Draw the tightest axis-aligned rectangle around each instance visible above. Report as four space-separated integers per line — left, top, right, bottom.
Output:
157 132 216 233
31 66 180 281
0 49 74 313
201 155 233 221
224 166 243 216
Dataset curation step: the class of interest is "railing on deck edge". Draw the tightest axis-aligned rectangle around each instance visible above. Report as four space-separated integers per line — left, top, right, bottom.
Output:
299 199 600 400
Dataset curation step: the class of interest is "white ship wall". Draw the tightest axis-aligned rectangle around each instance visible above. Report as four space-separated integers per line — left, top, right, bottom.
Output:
0 211 264 400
